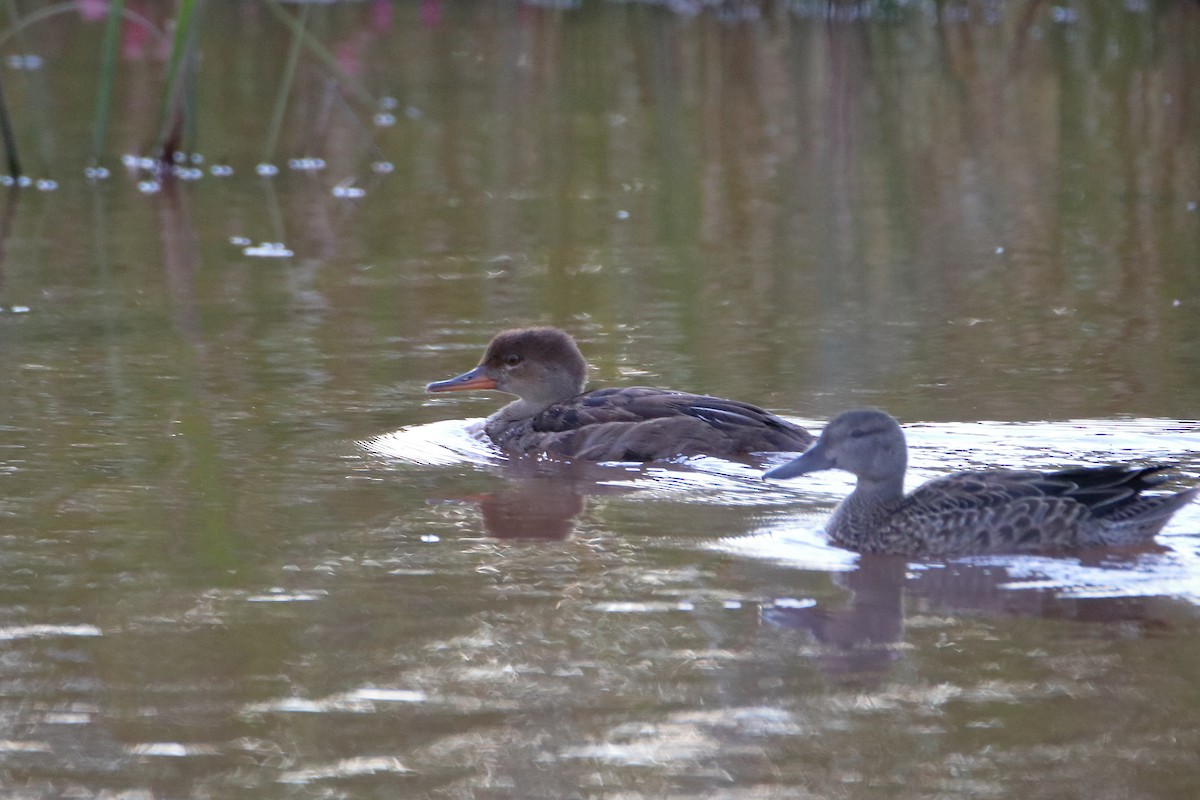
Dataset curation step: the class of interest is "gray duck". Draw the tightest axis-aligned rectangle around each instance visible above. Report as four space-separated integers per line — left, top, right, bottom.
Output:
764 408 1198 557
426 327 813 461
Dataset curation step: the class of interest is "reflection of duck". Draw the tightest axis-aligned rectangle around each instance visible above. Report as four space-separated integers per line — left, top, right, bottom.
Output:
765 408 1199 557
469 483 587 540
763 551 1185 683
427 327 813 461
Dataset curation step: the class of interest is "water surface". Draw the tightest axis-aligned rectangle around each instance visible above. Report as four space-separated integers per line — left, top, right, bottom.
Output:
2 2 1200 798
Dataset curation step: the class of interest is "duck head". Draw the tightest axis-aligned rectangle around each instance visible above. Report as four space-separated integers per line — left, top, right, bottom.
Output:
764 408 907 484
426 327 589 408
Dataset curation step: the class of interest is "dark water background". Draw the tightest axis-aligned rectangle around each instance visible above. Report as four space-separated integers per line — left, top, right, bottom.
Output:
2 2 1200 797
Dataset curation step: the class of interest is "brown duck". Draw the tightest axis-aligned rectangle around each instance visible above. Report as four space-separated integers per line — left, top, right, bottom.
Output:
426 327 813 461
764 408 1199 557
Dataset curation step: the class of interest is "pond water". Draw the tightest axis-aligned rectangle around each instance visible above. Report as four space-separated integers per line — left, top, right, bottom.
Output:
2 2 1200 798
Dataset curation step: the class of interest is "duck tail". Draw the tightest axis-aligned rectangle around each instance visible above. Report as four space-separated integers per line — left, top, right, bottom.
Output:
1111 485 1200 541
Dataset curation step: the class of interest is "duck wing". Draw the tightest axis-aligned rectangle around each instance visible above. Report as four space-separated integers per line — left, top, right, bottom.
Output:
873 466 1176 556
527 387 813 461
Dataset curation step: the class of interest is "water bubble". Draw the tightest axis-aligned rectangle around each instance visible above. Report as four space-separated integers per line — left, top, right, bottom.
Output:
7 54 44 70
256 163 279 177
616 209 630 220
0 176 12 186
1050 6 1079 23
773 597 817 609
371 161 394 174
84 166 111 180
210 164 234 177
379 96 399 110
373 113 397 127
1187 201 1197 212
420 534 440 543
137 180 160 194
138 157 157 171
9 305 30 313
995 245 1006 254
172 151 188 164
332 185 366 199
17 176 32 187
35 179 57 191
288 158 325 171
243 242 294 258
120 154 139 168
190 153 204 165
228 236 251 246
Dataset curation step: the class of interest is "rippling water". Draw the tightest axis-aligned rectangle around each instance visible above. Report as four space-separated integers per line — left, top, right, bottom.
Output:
3 1 1200 797
369 415 1200 599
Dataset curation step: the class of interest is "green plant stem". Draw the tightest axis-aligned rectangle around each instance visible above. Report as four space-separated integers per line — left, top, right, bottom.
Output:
155 0 199 161
262 2 309 167
261 0 376 108
91 0 124 166
0 72 18 176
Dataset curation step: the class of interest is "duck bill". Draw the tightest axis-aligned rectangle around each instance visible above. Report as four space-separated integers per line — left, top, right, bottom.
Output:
426 365 497 393
763 443 833 480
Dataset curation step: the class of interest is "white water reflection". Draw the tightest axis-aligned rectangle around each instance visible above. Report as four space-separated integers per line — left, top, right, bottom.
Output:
364 418 498 467
0 624 103 640
279 756 412 785
369 415 1199 510
372 416 1200 604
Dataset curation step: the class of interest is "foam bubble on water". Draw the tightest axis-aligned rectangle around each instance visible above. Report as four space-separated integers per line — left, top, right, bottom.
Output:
242 242 293 258
288 158 326 171
7 54 43 70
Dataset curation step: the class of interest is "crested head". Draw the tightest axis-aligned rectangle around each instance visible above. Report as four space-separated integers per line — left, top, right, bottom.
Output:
482 327 587 395
427 327 589 406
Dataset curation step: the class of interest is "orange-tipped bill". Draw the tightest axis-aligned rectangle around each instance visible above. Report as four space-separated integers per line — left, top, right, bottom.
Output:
426 365 497 393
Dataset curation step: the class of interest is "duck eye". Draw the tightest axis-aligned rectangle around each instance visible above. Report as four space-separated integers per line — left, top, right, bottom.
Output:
850 428 866 439
504 353 522 367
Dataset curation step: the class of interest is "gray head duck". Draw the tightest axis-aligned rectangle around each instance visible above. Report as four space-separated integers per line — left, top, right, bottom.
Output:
427 327 813 462
764 408 1199 557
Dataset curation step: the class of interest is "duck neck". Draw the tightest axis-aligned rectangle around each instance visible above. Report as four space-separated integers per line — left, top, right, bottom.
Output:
490 397 548 424
848 474 905 509
833 473 907 534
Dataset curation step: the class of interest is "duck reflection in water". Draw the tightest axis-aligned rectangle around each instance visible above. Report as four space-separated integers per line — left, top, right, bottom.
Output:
765 408 1199 557
457 479 588 540
427 327 813 462
763 548 1185 682
437 459 638 541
